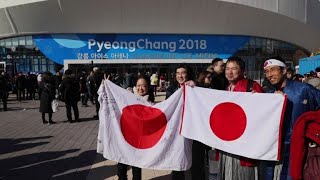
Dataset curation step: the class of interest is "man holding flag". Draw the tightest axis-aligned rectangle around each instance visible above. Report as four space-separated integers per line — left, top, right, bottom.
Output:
217 56 263 180
260 57 320 180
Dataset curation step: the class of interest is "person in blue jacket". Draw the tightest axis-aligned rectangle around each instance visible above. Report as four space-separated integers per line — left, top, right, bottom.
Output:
260 56 320 180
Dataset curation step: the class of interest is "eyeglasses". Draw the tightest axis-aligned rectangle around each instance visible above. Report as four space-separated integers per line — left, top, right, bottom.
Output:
265 67 281 75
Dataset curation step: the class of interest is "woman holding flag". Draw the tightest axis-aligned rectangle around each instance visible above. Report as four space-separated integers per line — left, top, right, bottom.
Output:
117 75 154 180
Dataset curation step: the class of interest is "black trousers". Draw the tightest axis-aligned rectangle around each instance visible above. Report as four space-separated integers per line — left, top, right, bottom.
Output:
41 112 52 122
81 93 88 105
191 140 207 180
94 94 100 116
172 171 185 180
0 92 7 110
65 101 79 121
27 88 36 100
117 163 141 180
17 89 25 100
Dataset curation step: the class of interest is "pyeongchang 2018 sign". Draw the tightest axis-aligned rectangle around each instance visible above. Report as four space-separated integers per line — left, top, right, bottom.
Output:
33 34 250 65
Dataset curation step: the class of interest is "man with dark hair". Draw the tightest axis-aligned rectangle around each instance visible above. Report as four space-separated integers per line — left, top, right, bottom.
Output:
217 56 263 180
316 66 320 75
59 69 80 123
260 56 320 180
207 58 228 90
165 63 194 180
286 68 295 80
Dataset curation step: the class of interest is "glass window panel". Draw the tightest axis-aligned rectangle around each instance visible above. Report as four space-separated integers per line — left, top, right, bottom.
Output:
12 37 18 46
19 36 26 45
262 39 267 46
256 38 262 47
24 65 28 73
33 64 39 72
48 65 53 72
0 40 4 46
249 38 255 46
41 65 47 71
5 38 12 47
33 58 38 64
41 59 46 64
26 36 33 45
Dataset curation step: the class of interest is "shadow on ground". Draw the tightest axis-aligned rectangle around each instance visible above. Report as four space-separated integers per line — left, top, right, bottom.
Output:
0 149 112 180
0 136 53 154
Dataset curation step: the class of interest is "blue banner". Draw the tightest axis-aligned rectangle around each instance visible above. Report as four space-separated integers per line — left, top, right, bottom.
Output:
33 34 250 64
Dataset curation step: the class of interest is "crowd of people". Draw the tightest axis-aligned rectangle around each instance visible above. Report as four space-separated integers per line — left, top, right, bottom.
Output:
114 57 319 180
0 56 319 180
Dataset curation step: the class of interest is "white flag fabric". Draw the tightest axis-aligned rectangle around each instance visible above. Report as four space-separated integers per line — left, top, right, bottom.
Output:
97 80 192 170
181 86 286 160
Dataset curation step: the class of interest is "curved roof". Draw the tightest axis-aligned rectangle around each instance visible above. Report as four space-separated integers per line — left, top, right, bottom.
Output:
0 0 319 52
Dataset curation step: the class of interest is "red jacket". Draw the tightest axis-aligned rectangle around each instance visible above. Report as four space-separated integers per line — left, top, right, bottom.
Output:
290 110 320 180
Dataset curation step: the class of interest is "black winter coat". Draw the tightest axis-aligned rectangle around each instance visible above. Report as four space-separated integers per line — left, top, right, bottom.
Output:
59 75 80 102
39 82 55 113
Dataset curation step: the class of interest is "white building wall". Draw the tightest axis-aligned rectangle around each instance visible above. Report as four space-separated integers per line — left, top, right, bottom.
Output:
219 0 278 13
278 0 306 23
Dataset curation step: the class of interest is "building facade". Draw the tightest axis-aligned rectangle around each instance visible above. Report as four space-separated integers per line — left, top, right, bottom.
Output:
0 0 319 79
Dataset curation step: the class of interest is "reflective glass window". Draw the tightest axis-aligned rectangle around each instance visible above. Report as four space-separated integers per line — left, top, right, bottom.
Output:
41 65 46 71
256 38 262 47
0 40 4 46
33 64 39 72
26 36 33 45
12 37 18 46
19 36 26 45
249 38 255 46
5 38 12 47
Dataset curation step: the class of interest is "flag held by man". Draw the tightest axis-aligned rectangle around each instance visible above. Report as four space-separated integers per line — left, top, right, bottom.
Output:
181 86 287 160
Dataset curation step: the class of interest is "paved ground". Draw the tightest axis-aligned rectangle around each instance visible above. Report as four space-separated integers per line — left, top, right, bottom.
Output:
0 92 193 180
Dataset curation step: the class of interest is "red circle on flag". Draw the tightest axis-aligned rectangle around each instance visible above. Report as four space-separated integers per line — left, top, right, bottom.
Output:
210 102 247 141
120 105 167 149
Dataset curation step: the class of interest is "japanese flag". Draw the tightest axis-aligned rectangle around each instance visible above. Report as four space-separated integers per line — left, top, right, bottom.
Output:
181 86 286 160
97 80 192 170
